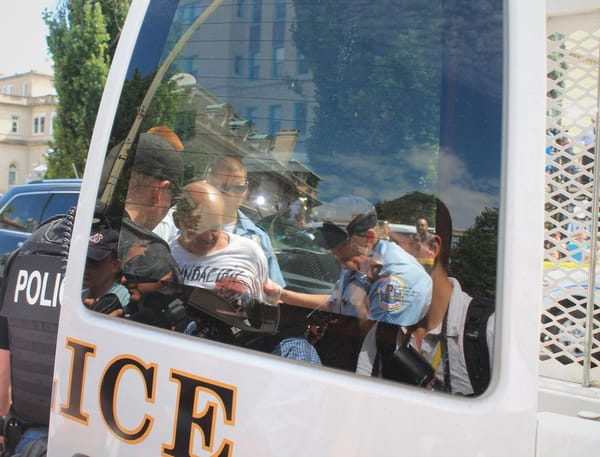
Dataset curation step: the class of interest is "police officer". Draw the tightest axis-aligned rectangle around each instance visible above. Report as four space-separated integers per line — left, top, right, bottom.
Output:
0 210 76 455
265 196 432 327
204 154 286 287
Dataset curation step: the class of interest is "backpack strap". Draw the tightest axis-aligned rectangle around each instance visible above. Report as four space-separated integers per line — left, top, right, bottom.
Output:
463 296 495 395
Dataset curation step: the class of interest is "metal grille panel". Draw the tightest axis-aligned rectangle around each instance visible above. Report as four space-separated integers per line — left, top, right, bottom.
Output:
542 22 600 385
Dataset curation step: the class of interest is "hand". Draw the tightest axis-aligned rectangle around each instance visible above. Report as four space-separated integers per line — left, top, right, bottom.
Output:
263 279 282 305
356 254 383 282
109 308 124 317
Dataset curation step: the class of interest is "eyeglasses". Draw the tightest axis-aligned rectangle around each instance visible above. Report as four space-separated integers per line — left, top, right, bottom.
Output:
209 179 248 196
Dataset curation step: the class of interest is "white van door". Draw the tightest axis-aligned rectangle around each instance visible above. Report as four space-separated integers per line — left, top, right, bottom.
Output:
46 0 545 455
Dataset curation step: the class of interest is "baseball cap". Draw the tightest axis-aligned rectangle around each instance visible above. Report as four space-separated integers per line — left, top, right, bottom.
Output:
122 242 182 285
87 228 119 261
312 195 379 250
132 132 184 187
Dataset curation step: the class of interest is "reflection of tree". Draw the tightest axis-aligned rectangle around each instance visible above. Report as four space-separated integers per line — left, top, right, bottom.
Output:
101 70 184 213
110 69 184 149
375 191 435 225
292 0 442 196
449 207 498 298
376 195 498 299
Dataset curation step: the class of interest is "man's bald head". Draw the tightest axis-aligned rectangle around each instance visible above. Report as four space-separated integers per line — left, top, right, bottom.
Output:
174 181 226 255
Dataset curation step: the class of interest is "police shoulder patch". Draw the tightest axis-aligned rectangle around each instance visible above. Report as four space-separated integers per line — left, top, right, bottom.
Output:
377 274 405 312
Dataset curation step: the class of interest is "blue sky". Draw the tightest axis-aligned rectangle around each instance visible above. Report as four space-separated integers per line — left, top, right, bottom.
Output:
0 0 57 75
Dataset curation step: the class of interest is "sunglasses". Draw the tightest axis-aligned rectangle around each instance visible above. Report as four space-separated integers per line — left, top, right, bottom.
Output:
209 179 248 196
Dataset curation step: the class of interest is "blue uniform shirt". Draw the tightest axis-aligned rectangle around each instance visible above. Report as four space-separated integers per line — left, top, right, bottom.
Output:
234 210 286 287
328 240 431 325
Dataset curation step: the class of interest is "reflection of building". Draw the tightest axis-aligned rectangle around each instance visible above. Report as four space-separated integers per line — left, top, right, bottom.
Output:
174 76 320 215
0 71 56 192
178 0 315 157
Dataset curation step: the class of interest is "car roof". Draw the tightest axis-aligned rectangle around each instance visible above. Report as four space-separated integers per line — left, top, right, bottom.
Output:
0 179 81 205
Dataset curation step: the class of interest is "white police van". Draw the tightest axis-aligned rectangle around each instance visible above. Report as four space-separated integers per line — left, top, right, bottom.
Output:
9 0 600 455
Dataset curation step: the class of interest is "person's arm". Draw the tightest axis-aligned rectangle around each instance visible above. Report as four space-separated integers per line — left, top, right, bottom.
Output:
0 349 9 416
0 316 10 415
263 279 330 310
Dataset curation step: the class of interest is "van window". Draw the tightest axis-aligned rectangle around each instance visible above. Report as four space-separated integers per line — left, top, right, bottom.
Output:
0 193 49 232
42 193 79 221
90 0 503 396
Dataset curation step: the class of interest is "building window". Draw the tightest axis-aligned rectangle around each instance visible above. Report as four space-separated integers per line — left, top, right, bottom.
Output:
297 53 309 75
21 83 28 97
274 0 286 20
50 113 57 135
251 0 262 23
246 107 258 124
248 51 260 81
272 47 284 78
236 0 245 18
294 102 308 135
11 116 19 133
182 56 198 79
234 56 245 76
8 164 16 186
33 116 46 134
269 105 282 134
179 3 202 26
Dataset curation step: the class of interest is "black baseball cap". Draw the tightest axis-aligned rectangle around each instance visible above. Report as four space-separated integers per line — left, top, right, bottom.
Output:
132 132 184 187
87 228 119 261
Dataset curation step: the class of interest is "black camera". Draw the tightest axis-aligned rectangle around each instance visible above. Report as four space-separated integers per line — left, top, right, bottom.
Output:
375 322 446 391
91 293 123 315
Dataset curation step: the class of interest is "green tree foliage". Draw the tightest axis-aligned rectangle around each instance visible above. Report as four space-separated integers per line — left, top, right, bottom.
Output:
449 207 498 298
375 191 435 225
292 0 442 194
110 69 185 147
44 0 130 178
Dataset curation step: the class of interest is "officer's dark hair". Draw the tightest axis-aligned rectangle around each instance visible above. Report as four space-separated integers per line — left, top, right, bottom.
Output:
435 198 452 272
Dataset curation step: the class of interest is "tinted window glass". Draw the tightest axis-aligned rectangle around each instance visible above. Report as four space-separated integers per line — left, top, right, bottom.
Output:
91 0 503 396
0 194 48 232
42 193 79 221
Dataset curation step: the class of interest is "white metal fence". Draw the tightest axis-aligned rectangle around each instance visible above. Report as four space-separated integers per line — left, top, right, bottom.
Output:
541 13 600 386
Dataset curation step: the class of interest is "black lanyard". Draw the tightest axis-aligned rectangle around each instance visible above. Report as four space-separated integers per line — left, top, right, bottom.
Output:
441 310 452 392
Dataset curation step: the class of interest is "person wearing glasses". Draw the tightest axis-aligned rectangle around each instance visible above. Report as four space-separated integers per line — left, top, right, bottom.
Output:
205 155 286 288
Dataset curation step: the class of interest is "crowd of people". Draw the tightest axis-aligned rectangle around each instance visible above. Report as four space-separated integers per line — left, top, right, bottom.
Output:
0 127 495 454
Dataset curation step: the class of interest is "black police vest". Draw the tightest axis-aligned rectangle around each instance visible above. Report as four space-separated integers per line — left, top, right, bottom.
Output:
0 211 74 425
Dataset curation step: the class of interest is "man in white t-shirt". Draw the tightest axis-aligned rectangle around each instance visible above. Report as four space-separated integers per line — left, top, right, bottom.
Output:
170 180 268 296
170 181 320 364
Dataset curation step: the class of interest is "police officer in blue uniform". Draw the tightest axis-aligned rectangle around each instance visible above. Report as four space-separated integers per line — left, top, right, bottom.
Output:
205 154 286 287
269 196 432 327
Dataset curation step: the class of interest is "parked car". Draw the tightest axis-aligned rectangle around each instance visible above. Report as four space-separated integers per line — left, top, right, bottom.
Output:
0 179 81 272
